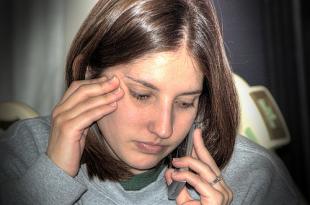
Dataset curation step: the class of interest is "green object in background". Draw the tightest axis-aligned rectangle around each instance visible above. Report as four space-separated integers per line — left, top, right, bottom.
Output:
245 127 258 143
257 99 277 129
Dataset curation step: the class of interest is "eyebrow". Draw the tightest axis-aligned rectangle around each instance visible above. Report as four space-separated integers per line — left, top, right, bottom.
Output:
125 75 202 96
125 75 158 91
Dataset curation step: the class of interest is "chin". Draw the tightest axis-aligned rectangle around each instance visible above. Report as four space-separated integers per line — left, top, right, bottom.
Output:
126 155 165 172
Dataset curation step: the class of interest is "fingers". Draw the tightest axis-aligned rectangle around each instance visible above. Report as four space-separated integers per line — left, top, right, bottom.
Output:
171 157 217 184
52 75 124 129
165 168 174 185
171 169 222 199
60 76 108 103
55 76 120 116
51 76 124 139
168 128 233 204
171 165 231 204
192 129 233 202
48 101 118 176
192 128 221 175
47 75 124 177
52 102 118 140
58 86 123 121
165 168 195 204
51 85 122 146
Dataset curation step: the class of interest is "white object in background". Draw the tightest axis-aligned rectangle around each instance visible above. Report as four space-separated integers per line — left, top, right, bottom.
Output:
0 101 39 121
234 74 291 149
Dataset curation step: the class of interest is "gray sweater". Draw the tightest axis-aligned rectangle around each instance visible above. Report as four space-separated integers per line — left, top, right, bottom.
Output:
0 117 306 205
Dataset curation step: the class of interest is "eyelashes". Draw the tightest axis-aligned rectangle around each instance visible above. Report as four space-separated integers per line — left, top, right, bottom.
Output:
129 89 150 101
135 94 149 101
128 89 195 109
176 101 194 109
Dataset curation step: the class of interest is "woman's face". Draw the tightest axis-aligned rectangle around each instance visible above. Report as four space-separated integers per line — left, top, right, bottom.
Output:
97 47 204 174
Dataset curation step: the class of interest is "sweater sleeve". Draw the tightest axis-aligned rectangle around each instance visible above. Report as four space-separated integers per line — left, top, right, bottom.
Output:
239 163 302 205
0 118 87 205
225 137 308 205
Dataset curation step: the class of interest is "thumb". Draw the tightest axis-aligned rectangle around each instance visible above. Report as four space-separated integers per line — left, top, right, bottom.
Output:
165 168 194 204
164 168 175 185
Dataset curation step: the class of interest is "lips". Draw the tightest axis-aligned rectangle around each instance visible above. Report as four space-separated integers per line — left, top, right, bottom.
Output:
135 141 166 154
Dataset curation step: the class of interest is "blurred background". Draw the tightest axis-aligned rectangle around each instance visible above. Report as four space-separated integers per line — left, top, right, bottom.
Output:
0 0 309 202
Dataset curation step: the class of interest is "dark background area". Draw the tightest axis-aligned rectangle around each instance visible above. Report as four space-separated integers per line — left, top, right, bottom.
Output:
1 0 309 202
0 1 13 100
215 0 310 201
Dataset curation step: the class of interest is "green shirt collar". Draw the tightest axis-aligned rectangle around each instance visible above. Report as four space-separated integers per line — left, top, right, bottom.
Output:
120 163 166 191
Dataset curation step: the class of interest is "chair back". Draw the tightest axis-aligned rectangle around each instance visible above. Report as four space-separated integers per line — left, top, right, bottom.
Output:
0 101 39 130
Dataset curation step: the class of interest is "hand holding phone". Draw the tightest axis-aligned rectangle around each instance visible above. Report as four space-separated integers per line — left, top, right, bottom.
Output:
165 118 233 204
167 122 197 200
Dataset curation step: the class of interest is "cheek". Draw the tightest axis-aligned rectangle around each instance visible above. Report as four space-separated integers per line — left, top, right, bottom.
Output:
174 118 194 139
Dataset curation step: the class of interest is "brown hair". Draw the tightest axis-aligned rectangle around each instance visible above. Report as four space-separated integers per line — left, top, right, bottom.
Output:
66 0 239 181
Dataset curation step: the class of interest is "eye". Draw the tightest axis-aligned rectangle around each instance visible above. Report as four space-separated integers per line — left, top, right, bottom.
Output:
175 100 195 109
129 90 150 101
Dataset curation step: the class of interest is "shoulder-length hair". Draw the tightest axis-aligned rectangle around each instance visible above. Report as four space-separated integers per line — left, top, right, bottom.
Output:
66 0 239 181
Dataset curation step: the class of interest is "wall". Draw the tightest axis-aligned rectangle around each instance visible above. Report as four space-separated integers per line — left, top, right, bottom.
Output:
0 0 97 114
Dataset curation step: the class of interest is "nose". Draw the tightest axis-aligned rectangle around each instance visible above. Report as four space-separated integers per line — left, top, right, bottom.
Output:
148 103 174 139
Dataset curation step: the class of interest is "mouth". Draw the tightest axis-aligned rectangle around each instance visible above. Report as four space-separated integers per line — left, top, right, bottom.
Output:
135 141 166 154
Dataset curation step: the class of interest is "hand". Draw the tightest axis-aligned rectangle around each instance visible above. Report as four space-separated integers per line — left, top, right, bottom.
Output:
47 76 124 177
165 129 233 205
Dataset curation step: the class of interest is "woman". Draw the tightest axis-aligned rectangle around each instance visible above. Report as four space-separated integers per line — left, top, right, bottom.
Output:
0 0 305 204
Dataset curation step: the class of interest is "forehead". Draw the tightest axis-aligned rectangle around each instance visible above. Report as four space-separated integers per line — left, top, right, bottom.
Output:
105 49 203 89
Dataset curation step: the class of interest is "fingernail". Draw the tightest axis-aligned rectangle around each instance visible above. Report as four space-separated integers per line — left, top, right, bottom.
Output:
172 158 180 162
111 102 117 107
101 75 108 80
110 76 117 81
114 87 121 95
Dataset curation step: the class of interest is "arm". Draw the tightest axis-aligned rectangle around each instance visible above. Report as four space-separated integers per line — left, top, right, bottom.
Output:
1 75 124 204
0 119 87 205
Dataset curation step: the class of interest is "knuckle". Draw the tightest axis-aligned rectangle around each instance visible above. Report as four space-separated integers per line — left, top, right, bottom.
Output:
183 156 190 161
53 114 66 128
99 80 110 90
76 84 88 94
52 105 60 119
222 189 229 203
101 95 114 104
181 156 200 168
88 95 110 107
100 75 108 80
182 156 193 163
70 80 81 90
214 191 225 203
183 171 198 183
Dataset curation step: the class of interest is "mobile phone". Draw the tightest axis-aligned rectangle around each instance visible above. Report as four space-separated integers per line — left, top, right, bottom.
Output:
167 122 197 200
